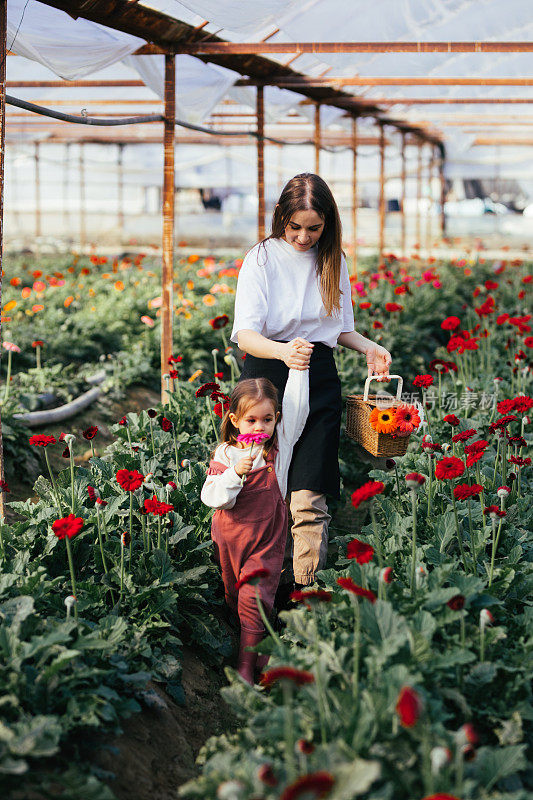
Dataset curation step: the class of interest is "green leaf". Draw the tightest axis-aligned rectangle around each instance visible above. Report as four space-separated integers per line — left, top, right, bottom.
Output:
473 744 527 790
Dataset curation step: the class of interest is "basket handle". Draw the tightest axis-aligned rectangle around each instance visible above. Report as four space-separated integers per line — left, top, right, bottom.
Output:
363 374 403 403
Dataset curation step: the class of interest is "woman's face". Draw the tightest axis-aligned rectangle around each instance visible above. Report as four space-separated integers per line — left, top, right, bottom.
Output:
282 209 325 252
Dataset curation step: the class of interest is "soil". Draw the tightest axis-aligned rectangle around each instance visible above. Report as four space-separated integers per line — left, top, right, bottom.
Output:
95 643 240 800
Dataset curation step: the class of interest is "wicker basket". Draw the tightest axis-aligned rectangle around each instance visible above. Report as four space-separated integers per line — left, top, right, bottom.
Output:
346 374 411 458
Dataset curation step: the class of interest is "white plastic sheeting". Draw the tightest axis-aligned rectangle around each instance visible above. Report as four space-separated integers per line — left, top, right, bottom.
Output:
3 0 533 197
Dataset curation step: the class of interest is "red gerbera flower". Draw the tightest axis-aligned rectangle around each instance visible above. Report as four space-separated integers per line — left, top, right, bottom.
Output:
512 395 533 414
209 315 229 330
453 483 483 500
443 414 460 427
52 514 84 540
336 577 377 604
441 316 461 330
405 472 426 488
351 480 384 509
82 426 98 440
484 505 506 518
279 771 335 800
143 495 174 516
421 795 461 800
116 469 144 492
235 567 270 591
195 382 220 398
452 429 477 443
297 739 315 754
489 415 518 433
413 374 434 388
385 302 403 312
160 417 173 432
395 404 420 434
258 764 278 787
213 400 230 418
168 354 183 364
497 398 516 415
290 590 332 608
29 434 56 447
346 538 374 564
464 439 488 456
509 455 531 467
396 686 422 728
447 594 466 611
87 485 96 502
435 457 465 480
260 666 315 688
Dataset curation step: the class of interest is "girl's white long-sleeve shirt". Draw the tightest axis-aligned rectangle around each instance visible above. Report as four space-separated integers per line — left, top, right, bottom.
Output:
200 368 309 510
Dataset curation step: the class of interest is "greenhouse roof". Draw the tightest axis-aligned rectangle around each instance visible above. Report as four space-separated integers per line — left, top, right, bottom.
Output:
4 0 533 181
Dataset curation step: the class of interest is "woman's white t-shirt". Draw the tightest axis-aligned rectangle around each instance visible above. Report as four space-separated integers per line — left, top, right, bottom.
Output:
230 237 355 349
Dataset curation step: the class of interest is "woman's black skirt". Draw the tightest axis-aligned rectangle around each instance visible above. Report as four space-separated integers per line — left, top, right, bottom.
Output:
239 341 342 499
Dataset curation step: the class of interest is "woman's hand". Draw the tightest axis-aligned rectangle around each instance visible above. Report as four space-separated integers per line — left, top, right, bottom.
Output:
281 338 314 370
235 455 253 478
366 342 392 381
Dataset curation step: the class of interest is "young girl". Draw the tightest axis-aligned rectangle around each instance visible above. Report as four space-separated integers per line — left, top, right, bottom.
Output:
231 173 392 592
201 365 309 684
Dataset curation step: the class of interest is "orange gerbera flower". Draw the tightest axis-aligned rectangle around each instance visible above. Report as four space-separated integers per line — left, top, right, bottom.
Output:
202 294 216 306
369 406 398 434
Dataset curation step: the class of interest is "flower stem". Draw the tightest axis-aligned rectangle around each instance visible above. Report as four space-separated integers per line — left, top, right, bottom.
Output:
310 607 328 745
410 488 417 593
157 516 162 549
128 493 133 569
369 503 383 569
282 682 296 781
205 395 218 441
44 449 62 512
69 446 75 513
476 463 487 529
64 537 78 620
467 498 476 571
352 598 360 707
450 488 467 571
253 586 282 651
149 418 156 459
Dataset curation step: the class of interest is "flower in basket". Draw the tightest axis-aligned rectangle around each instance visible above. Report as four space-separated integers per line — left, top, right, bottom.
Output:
394 404 420 437
369 406 397 434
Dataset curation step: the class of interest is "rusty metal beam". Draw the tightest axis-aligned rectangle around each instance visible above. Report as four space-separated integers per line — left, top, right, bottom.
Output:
34 142 41 237
237 76 533 87
7 80 145 88
314 103 320 173
400 131 406 256
257 85 265 240
351 117 358 277
176 41 533 54
378 125 386 261
161 54 175 403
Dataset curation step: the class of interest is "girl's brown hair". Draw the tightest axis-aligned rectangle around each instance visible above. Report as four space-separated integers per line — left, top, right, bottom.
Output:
217 378 280 459
263 173 344 316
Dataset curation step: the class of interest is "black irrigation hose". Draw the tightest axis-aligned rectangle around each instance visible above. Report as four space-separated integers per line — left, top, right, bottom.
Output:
6 94 353 151
6 94 164 125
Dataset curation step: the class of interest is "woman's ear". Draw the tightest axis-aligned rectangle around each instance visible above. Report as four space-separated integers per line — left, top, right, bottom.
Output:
229 412 239 429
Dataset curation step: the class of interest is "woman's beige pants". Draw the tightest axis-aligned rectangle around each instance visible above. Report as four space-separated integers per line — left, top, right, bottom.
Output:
285 489 331 585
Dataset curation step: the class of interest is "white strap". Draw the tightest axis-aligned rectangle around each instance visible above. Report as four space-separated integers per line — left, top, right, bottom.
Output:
363 374 403 403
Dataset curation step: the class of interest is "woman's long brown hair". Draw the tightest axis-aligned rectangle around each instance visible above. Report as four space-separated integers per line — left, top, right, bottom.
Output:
262 173 344 316
215 378 280 460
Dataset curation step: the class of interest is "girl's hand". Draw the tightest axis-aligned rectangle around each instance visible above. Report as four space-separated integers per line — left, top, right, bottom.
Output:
281 338 314 370
366 342 392 381
235 455 253 477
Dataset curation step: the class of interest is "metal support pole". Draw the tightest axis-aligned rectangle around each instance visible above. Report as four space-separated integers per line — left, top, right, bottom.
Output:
0 0 7 520
256 85 265 241
63 142 70 232
117 143 124 238
79 144 86 247
426 145 432 258
34 142 41 238
416 140 422 247
378 124 386 262
400 132 407 256
351 116 358 277
439 148 446 239
161 54 175 402
314 103 320 174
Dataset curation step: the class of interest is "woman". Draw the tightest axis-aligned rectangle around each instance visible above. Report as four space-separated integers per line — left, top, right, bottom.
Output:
230 173 391 589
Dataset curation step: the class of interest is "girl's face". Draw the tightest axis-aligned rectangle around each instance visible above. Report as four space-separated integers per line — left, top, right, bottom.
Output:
282 209 325 252
230 398 279 443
